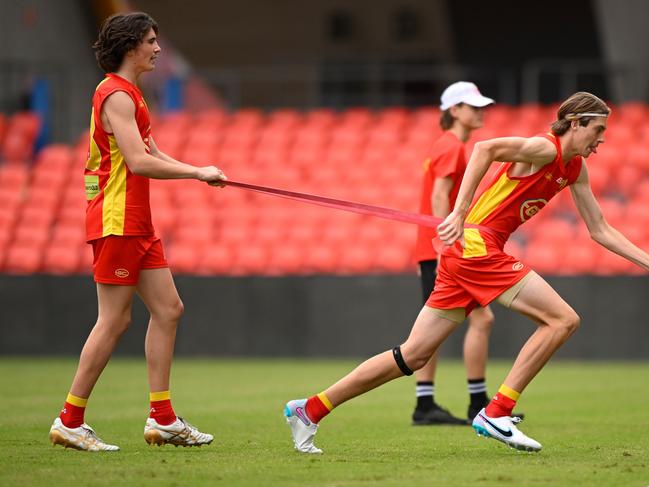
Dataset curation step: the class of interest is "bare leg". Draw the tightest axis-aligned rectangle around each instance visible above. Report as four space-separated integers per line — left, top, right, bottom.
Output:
413 352 439 385
324 307 460 407
69 283 136 398
500 273 580 393
463 306 495 379
136 268 184 392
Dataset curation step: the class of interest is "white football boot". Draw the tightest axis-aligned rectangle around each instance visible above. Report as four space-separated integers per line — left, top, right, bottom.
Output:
284 399 322 454
144 416 213 447
472 407 542 452
49 417 119 451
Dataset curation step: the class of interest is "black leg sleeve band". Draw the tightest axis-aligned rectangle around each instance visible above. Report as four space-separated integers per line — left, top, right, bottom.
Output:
392 346 413 376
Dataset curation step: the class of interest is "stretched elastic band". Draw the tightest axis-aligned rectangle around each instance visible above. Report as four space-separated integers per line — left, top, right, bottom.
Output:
392 346 413 376
222 179 489 231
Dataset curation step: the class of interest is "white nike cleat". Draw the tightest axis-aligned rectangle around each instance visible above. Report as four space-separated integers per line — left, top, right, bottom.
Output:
472 407 542 452
284 399 322 454
49 417 119 452
144 416 213 447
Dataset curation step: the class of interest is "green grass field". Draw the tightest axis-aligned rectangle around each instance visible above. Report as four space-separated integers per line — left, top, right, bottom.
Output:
1 358 648 486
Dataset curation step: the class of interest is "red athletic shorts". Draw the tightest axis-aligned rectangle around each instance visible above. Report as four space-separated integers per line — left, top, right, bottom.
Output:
426 235 531 315
90 235 168 285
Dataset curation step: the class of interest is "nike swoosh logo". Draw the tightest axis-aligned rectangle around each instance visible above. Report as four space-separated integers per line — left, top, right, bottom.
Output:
479 414 513 437
294 407 311 426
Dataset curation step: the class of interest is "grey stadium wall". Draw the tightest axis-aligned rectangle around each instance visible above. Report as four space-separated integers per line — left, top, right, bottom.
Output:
0 275 647 359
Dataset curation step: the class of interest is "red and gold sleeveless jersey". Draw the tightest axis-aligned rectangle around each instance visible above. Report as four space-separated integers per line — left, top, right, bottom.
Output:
414 132 467 262
458 132 583 257
84 73 154 241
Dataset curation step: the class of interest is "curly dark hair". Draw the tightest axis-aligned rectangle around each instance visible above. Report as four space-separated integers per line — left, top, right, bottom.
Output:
93 12 158 73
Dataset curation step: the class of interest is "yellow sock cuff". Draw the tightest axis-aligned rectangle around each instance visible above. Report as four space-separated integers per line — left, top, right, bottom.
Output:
498 384 521 401
150 390 171 402
317 392 333 411
66 393 88 407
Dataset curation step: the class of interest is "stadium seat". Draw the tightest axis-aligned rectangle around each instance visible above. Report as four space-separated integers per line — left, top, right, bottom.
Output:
0 162 30 188
42 243 82 274
561 243 598 275
338 245 373 274
198 245 233 275
50 222 86 247
374 244 410 273
304 242 338 273
616 102 649 126
9 112 41 139
35 144 74 169
167 242 200 274
230 244 268 275
4 242 43 274
1 133 33 161
267 242 305 274
523 244 564 275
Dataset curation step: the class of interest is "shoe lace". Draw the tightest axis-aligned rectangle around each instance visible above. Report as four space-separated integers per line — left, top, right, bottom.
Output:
177 417 201 437
510 416 523 424
81 425 105 443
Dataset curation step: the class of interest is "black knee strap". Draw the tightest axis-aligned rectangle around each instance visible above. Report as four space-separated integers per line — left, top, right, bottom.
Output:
392 346 413 376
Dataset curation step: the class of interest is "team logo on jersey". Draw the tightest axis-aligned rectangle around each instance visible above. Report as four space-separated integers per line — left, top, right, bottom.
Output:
115 268 130 278
512 262 524 271
519 198 548 222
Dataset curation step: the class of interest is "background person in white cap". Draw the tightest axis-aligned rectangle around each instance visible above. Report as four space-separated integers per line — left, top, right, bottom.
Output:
411 81 497 425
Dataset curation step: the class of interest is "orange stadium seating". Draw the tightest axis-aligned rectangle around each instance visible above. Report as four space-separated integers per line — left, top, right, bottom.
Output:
1 104 647 276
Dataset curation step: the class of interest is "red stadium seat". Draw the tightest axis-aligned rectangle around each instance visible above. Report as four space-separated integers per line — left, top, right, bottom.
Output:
338 245 373 274
50 222 86 246
1 133 33 161
522 244 564 275
4 242 43 274
374 245 410 273
42 243 82 274
304 243 338 273
267 242 305 274
167 242 200 274
0 162 29 188
194 109 229 129
304 109 337 129
558 241 594 274
230 244 268 275
9 112 41 139
35 144 74 169
198 245 233 275
616 102 649 126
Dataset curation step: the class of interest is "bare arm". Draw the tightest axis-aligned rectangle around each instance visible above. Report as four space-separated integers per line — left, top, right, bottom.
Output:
103 91 225 183
437 136 557 246
571 161 649 271
432 176 453 218
148 136 182 165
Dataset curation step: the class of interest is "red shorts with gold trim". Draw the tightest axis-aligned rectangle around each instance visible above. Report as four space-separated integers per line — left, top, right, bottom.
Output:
90 235 168 285
426 230 530 314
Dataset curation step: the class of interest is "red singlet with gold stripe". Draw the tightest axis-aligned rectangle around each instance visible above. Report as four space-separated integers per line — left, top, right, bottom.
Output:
447 132 583 258
84 73 154 242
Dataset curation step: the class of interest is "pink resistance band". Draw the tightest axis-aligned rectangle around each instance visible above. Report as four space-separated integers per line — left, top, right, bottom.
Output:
222 179 486 231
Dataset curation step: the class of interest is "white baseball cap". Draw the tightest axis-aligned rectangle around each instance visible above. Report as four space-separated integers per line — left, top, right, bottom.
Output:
440 81 494 110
